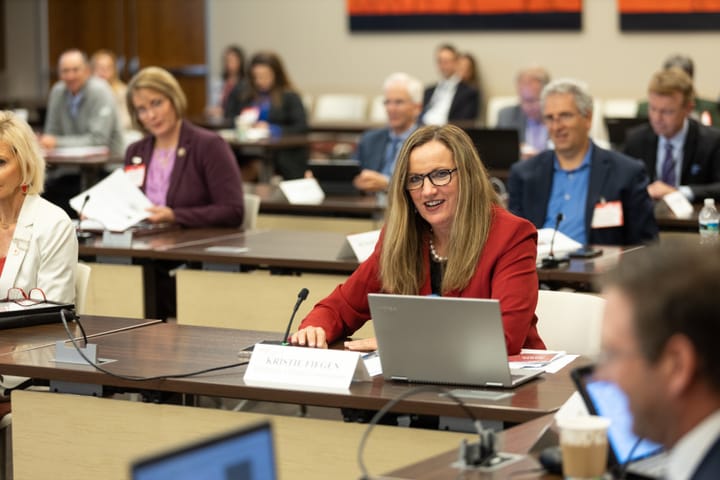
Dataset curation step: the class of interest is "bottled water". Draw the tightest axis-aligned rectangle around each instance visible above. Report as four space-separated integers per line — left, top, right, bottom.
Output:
698 198 720 245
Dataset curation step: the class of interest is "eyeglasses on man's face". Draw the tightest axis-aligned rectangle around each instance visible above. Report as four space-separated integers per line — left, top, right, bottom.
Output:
406 168 457 190
542 111 579 126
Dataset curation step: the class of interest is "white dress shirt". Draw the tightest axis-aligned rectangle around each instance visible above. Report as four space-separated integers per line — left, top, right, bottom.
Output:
666 409 720 480
422 76 459 126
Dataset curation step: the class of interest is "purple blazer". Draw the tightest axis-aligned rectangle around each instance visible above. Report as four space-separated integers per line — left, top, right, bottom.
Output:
125 121 244 228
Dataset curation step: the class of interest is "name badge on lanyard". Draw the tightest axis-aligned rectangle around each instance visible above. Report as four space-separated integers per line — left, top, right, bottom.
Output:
591 199 623 229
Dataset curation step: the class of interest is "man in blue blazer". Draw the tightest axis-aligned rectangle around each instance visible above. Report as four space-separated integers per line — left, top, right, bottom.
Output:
599 245 720 480
624 68 720 202
352 72 422 192
508 79 657 246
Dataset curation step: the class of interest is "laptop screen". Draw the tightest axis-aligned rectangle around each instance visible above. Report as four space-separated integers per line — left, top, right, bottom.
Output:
132 422 276 480
574 368 663 465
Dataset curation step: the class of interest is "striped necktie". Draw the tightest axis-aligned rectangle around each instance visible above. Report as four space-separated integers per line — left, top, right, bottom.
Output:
661 142 676 186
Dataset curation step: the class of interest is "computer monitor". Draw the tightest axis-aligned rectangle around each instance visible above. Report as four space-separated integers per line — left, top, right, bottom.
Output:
131 421 277 480
462 127 520 169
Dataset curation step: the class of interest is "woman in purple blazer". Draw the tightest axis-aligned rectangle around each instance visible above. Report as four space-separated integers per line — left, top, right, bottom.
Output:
125 66 244 228
124 67 245 319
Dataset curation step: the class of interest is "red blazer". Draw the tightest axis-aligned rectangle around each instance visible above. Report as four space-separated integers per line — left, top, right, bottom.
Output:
124 121 244 227
299 206 545 355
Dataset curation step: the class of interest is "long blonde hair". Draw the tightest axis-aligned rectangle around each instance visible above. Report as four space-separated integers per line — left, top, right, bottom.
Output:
379 125 498 294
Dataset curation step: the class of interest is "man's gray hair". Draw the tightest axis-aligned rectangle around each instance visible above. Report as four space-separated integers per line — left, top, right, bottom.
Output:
383 72 423 105
541 78 594 117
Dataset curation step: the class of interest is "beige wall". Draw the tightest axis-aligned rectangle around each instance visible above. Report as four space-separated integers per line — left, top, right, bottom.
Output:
209 0 720 102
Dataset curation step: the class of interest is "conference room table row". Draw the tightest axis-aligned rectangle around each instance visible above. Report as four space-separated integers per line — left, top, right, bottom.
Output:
79 226 648 288
0 315 587 425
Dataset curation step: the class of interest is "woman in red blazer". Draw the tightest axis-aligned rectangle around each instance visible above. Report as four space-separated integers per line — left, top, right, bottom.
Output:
291 124 544 355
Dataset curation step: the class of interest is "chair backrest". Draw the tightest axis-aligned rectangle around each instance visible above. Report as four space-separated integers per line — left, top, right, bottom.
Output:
75 263 92 314
485 95 517 127
242 193 261 231
312 94 368 122
368 94 387 123
534 290 605 356
602 98 638 118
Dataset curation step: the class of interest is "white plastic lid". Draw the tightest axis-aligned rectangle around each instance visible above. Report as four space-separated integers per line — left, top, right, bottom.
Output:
705 198 715 207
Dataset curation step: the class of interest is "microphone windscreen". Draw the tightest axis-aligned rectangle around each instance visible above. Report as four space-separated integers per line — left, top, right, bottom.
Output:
298 288 309 301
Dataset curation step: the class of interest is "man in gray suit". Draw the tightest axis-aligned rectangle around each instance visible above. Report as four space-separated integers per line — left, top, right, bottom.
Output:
497 66 551 158
352 72 422 192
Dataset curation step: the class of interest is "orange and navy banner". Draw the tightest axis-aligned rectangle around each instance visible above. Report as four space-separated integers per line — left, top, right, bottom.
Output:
619 0 720 30
347 0 582 31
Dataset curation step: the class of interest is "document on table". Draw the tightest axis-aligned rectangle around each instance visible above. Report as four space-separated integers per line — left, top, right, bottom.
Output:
509 349 577 373
69 169 152 232
536 228 582 263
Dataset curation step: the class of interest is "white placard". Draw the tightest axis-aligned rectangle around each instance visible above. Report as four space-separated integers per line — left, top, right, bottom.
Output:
69 169 152 231
337 229 381 261
662 190 694 219
244 343 371 392
278 178 325 205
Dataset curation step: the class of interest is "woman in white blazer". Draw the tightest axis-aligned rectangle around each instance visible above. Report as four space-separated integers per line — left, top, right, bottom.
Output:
0 111 77 304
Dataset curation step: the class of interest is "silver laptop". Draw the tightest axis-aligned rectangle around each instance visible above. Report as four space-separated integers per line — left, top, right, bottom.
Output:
368 294 544 388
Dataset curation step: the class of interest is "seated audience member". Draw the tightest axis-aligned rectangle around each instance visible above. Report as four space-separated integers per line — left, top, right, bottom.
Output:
125 67 244 227
292 124 545 355
637 54 720 127
422 44 479 125
40 49 124 156
599 244 720 480
624 68 720 202
226 51 308 179
208 45 248 120
508 79 658 246
0 111 77 303
497 66 551 157
125 67 244 320
352 72 422 193
91 49 132 130
457 52 481 94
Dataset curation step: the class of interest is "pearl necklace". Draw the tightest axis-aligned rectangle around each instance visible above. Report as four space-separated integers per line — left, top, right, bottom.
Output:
429 237 448 263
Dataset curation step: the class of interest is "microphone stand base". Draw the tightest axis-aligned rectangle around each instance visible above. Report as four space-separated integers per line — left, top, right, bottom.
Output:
540 255 569 269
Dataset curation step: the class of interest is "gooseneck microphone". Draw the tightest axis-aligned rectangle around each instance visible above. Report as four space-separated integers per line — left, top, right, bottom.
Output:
282 288 309 345
76 194 93 242
541 213 568 269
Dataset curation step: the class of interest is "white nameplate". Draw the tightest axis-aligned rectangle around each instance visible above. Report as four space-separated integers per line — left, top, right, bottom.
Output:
279 178 325 205
663 190 694 219
244 344 371 392
337 229 381 262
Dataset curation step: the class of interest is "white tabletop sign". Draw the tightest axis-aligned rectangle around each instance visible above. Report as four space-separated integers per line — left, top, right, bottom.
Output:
279 178 325 205
337 229 381 262
244 343 371 392
662 190 694 219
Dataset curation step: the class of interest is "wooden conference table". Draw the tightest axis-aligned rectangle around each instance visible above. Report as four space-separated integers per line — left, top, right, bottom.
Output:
0 318 586 424
79 227 645 289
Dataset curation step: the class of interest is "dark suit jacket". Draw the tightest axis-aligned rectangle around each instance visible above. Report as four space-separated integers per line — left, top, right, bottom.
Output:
693 435 720 480
624 118 720 201
354 127 390 171
229 90 309 179
508 144 658 246
125 121 244 228
497 104 527 139
422 82 480 122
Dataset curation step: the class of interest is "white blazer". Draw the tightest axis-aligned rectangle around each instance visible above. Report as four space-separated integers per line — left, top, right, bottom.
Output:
0 195 77 304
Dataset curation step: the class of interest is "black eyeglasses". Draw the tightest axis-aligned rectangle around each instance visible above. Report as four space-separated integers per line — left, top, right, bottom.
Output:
406 168 457 190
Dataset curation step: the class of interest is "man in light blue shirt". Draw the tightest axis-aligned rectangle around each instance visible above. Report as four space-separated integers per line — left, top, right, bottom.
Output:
509 79 657 246
353 73 422 193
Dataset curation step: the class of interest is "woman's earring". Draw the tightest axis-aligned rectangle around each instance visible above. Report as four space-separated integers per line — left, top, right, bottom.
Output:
20 184 28 194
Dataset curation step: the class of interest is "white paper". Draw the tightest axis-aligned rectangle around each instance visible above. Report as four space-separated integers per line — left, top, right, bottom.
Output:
279 178 325 205
536 228 583 263
69 169 152 232
662 190 694 219
361 351 383 377
46 145 110 157
338 230 380 262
